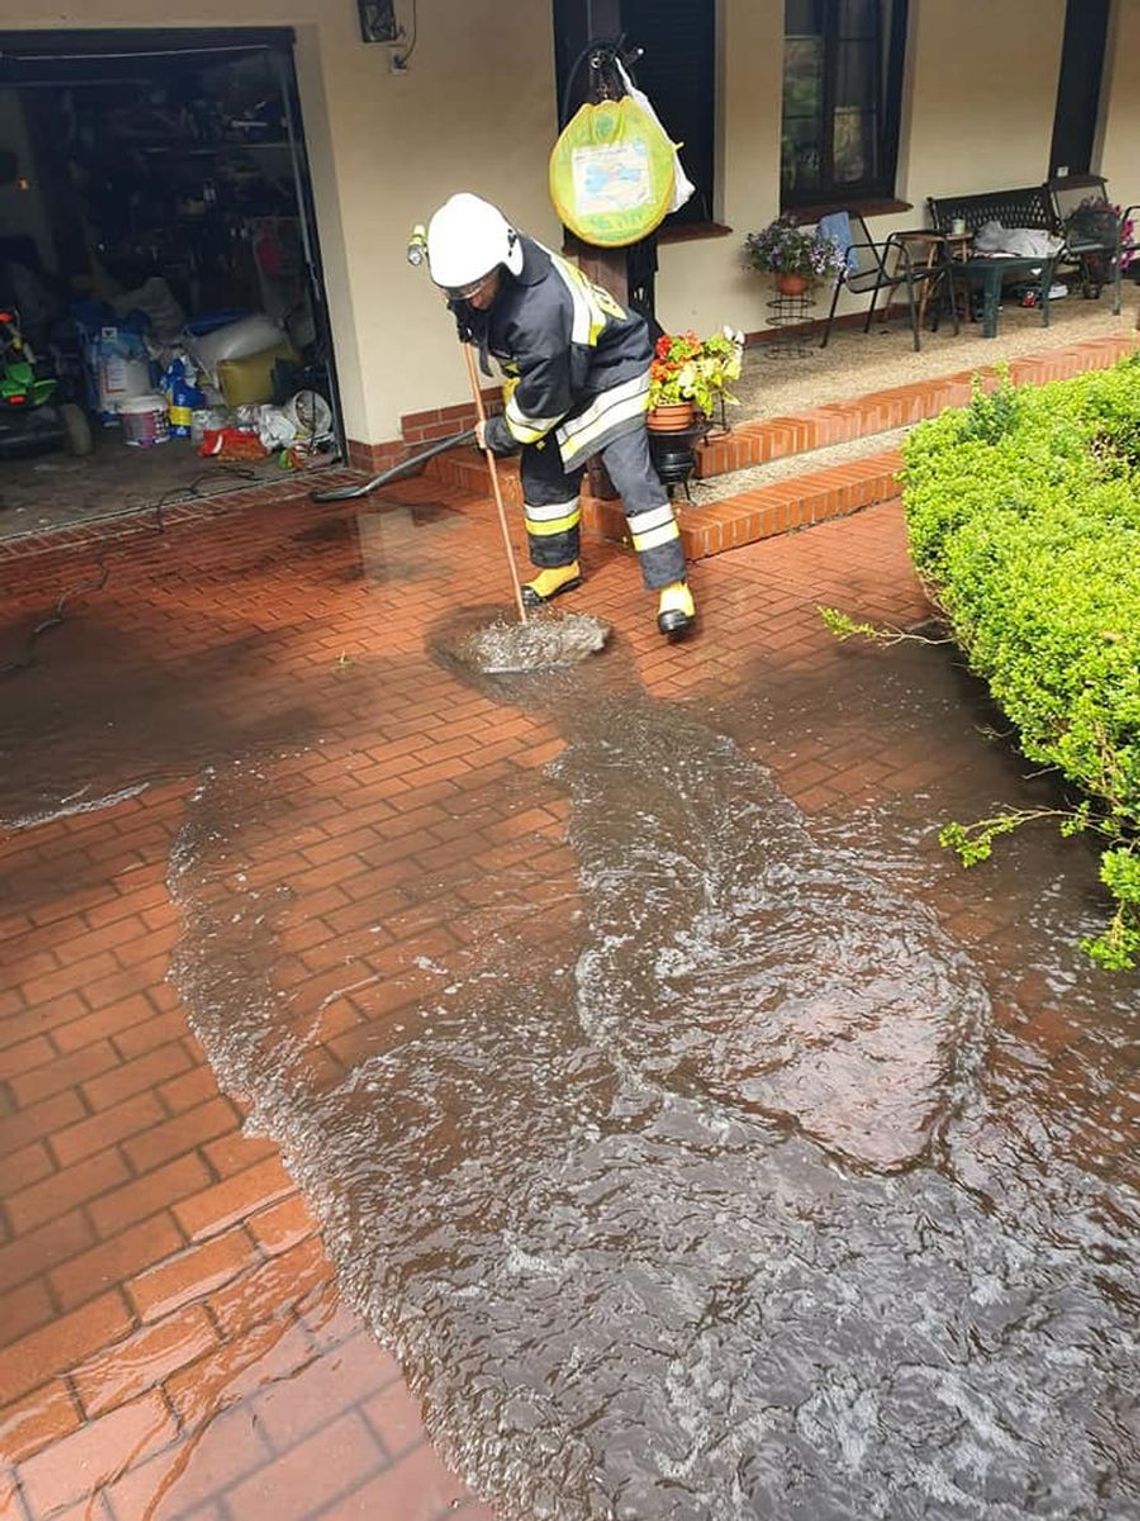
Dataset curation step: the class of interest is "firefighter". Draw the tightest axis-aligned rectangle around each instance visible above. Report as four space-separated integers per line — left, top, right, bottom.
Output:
424 193 696 637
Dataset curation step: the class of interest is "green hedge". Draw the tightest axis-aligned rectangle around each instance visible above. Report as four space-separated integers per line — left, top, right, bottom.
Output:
900 356 1140 969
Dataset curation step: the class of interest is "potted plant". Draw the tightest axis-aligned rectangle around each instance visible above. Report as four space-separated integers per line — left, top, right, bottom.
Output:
647 326 745 431
744 217 847 295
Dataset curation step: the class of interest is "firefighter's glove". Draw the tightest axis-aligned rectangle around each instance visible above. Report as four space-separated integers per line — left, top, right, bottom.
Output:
446 298 476 344
480 414 519 457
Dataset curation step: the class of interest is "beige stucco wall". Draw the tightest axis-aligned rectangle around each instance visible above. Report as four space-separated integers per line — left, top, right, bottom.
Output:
0 2 561 445
0 1 1133 445
901 0 1065 203
656 0 1070 341
1100 0 1140 199
311 4 561 436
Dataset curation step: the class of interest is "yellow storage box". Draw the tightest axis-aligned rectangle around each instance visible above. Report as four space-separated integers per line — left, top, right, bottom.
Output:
216 341 299 408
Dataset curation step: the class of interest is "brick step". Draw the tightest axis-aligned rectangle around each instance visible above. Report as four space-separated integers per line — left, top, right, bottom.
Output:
425 333 1136 562
696 332 1135 481
666 445 903 561
441 444 904 563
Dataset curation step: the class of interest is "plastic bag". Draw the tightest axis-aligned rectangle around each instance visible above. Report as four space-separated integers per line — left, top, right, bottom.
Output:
198 427 269 461
613 58 695 216
282 390 333 444
190 407 229 445
549 96 675 247
187 314 288 386
253 406 299 451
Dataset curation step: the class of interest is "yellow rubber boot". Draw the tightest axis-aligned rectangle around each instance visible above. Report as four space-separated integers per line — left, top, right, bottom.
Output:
656 580 696 636
522 560 582 607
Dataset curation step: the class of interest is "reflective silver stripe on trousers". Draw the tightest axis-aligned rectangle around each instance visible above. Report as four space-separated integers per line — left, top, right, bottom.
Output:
632 520 681 552
630 504 676 534
523 497 580 523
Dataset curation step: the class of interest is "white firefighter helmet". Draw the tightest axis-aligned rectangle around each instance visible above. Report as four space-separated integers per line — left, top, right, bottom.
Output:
425 193 523 291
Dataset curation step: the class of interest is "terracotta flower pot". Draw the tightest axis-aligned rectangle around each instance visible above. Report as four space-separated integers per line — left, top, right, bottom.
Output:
647 401 696 432
775 272 810 296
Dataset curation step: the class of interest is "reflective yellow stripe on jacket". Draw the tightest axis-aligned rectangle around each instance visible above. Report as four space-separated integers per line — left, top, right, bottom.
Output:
548 246 625 346
556 372 650 470
505 392 564 446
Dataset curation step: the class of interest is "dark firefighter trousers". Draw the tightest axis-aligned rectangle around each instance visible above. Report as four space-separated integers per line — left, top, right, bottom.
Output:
520 424 685 591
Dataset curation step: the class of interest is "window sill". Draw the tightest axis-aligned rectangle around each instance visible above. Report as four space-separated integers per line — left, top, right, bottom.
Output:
563 222 734 258
782 197 913 225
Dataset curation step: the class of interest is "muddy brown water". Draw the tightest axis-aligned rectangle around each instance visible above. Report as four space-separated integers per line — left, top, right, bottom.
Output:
3 499 1138 1519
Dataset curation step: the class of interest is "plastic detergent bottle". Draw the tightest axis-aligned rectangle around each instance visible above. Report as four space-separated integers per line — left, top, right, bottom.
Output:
163 358 205 437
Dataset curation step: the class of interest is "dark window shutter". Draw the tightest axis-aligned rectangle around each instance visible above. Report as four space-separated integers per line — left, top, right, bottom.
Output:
1049 0 1110 177
620 0 715 225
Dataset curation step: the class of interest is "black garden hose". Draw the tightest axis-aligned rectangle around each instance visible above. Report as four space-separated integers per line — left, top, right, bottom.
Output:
309 426 477 502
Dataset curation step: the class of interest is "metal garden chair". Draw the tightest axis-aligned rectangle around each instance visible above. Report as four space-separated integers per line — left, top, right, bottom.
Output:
816 211 953 352
1049 176 1139 315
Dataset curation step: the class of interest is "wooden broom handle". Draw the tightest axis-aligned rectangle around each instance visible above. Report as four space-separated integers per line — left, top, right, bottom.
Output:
462 344 528 625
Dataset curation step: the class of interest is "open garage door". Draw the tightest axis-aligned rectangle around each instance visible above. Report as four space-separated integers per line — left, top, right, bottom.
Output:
0 27 345 530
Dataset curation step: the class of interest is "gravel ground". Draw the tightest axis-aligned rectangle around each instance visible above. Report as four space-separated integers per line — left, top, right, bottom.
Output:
688 277 1140 503
688 426 912 505
730 276 1140 418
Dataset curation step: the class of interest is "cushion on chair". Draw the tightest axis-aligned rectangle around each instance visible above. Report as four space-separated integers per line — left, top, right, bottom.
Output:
817 211 859 275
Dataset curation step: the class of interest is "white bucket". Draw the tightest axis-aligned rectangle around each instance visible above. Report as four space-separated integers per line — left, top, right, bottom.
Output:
119 395 170 448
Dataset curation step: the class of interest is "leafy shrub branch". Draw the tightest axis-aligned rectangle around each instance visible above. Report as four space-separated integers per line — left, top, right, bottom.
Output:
832 358 1140 969
818 607 952 646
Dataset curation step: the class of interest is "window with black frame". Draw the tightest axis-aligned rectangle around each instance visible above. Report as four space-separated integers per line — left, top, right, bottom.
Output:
781 0 908 212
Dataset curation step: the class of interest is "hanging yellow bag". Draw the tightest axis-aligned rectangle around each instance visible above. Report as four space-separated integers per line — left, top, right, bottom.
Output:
549 96 676 248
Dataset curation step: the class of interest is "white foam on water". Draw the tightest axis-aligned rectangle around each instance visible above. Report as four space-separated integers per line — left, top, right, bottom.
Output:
164 693 1140 1521
2 779 149 831
452 611 611 675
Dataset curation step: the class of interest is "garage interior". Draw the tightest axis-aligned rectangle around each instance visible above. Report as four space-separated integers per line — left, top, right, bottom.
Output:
0 28 342 541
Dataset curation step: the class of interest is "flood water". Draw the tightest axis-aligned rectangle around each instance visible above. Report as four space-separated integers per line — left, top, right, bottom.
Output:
3 497 1138 1519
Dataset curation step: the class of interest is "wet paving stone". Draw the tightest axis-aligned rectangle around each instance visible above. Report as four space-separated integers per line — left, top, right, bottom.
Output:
1 467 1136 1519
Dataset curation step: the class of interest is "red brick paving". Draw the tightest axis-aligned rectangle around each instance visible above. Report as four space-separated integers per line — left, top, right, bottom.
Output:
2 345 1132 1518
0 477 542 1518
